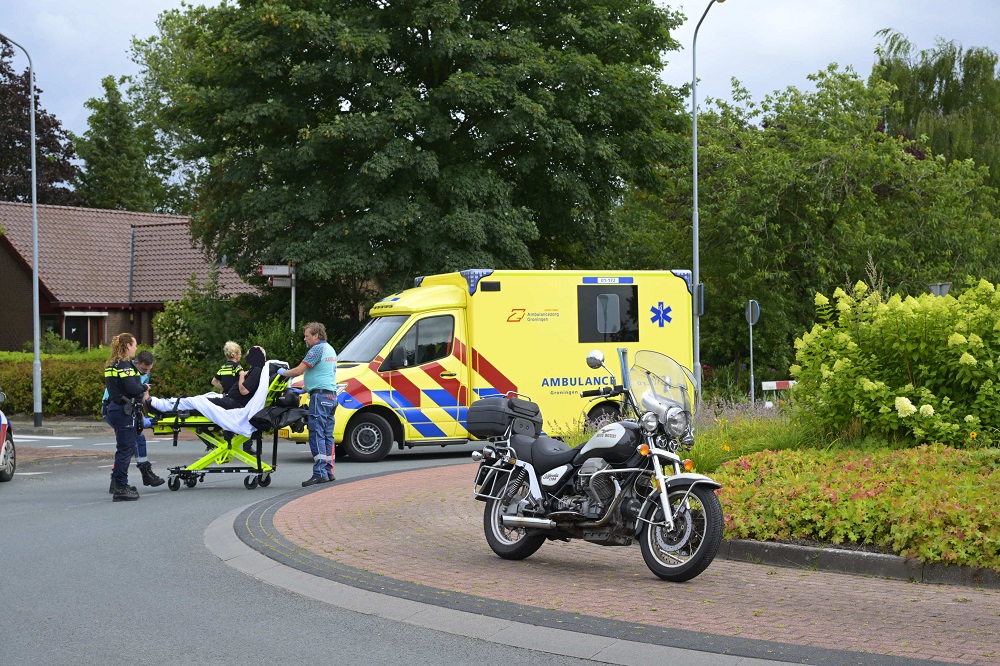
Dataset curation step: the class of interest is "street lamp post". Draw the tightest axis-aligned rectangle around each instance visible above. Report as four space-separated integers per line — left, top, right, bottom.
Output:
1 34 42 426
691 0 725 400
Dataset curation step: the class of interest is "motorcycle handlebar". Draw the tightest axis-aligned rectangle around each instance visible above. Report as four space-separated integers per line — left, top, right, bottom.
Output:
580 385 625 398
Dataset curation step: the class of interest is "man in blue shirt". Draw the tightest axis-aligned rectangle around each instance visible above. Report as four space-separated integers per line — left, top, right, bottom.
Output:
279 322 338 486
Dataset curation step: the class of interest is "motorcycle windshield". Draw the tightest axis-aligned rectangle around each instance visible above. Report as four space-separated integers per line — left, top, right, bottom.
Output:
628 350 695 417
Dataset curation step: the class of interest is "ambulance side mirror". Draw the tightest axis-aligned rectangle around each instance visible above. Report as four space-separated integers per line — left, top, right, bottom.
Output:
0 389 5 405
385 345 407 371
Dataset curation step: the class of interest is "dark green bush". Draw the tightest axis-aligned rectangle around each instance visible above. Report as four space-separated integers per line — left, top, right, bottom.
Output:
0 358 105 415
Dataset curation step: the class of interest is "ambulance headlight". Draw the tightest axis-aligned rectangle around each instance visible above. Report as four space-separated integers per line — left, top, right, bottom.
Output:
640 411 659 433
663 407 690 438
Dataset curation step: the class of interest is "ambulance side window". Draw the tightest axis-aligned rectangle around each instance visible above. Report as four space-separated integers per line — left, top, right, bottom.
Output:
577 285 640 343
394 315 454 368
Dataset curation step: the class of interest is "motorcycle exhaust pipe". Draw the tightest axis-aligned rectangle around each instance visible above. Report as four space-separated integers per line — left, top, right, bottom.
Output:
501 515 556 529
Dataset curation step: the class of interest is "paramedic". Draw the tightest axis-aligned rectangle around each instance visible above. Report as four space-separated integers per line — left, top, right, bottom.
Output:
278 322 337 486
209 346 266 410
103 333 148 502
211 341 242 393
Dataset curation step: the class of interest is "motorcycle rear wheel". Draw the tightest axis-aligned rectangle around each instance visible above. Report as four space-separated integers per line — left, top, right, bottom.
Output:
483 482 545 560
640 484 723 582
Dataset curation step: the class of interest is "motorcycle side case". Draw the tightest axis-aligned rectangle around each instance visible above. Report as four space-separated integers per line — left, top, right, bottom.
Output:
467 397 543 438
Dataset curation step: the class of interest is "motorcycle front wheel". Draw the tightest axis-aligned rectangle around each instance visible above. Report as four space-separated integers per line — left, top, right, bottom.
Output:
640 484 723 582
483 480 545 560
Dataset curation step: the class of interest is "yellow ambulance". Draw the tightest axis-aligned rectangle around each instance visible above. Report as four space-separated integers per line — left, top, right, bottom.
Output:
283 269 692 461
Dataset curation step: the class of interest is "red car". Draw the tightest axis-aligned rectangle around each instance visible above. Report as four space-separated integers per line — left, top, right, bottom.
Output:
0 388 16 482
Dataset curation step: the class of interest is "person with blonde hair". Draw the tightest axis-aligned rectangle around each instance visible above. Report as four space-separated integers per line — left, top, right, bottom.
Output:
103 332 149 502
211 341 243 393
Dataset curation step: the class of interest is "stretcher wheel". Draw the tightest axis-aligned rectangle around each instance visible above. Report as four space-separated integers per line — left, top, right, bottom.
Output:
258 474 272 488
167 476 180 491
185 477 198 488
244 475 259 490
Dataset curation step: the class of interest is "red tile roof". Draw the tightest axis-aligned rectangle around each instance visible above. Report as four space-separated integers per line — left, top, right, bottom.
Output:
0 201 255 306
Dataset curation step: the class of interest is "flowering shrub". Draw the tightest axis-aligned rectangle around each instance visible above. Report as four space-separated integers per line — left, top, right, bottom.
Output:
716 445 1000 570
791 279 1000 447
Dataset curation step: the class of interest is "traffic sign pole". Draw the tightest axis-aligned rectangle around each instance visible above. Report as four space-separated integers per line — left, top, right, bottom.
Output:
745 300 760 403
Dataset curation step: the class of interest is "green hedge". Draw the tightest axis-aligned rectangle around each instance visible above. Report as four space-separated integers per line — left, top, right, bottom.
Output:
0 352 218 416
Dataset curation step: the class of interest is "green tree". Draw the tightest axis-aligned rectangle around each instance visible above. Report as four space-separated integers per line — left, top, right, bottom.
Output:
130 0 687 322
632 66 1000 376
73 75 162 212
0 38 80 205
873 29 1000 191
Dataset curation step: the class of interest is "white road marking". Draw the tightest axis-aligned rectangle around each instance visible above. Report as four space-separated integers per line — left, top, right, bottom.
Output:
16 435 84 441
45 444 75 449
14 471 51 476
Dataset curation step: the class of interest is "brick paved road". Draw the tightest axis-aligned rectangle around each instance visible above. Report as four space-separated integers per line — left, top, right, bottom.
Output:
272 463 999 665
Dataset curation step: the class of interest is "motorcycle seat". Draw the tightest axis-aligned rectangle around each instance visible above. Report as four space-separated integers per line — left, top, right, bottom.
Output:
530 437 578 475
509 434 535 463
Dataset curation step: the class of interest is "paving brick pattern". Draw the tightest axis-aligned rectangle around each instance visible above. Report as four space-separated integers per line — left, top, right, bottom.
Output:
273 463 1000 665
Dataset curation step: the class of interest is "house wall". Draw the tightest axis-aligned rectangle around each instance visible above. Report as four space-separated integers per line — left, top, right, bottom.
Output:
106 309 157 348
0 246 38 351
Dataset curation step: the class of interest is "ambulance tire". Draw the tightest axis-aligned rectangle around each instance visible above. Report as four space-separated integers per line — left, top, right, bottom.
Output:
344 413 394 462
586 403 620 428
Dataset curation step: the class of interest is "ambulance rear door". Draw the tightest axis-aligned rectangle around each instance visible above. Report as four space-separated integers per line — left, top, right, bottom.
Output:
379 309 469 440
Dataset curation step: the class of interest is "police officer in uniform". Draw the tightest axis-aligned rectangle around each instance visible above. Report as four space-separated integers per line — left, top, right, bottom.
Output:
103 333 148 502
211 341 242 393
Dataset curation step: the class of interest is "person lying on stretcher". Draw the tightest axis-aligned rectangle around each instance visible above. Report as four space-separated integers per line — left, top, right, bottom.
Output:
146 348 293 439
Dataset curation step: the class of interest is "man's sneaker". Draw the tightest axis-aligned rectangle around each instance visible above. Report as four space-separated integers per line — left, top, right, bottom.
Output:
242 441 259 456
112 483 140 502
301 476 329 487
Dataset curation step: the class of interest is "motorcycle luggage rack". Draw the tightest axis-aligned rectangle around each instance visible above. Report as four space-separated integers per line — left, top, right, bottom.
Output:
473 463 514 501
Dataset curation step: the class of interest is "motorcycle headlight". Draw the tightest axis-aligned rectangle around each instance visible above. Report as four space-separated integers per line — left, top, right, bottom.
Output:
663 406 690 438
640 411 659 433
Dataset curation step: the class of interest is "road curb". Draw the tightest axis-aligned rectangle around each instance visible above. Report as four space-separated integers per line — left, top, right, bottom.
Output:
721 539 1000 589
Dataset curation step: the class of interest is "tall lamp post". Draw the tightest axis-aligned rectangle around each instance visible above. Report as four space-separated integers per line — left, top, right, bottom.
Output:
691 0 725 399
1 33 42 427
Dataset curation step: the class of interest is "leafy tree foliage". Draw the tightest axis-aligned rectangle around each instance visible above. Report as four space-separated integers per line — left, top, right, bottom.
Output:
622 66 1000 376
0 38 80 205
131 0 686 322
873 29 1000 191
73 76 162 212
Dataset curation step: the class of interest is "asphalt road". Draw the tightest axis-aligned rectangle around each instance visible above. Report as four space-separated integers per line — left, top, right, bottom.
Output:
2 433 600 666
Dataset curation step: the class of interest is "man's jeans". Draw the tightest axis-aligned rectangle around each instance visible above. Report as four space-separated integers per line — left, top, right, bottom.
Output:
308 392 336 479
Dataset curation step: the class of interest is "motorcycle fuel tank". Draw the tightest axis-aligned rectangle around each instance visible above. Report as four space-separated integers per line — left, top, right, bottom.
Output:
574 421 641 464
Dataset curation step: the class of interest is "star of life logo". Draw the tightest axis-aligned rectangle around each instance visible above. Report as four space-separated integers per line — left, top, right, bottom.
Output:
650 302 672 327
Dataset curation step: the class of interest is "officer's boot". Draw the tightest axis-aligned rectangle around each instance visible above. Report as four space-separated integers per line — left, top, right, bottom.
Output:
111 483 140 502
137 461 165 487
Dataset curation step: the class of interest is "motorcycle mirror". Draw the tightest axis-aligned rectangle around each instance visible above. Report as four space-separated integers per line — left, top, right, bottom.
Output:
586 350 605 369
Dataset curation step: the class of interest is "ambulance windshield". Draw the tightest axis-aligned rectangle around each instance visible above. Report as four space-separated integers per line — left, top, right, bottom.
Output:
338 315 408 363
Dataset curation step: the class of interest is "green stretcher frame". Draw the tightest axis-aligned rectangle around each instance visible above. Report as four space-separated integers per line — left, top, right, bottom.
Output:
150 374 294 491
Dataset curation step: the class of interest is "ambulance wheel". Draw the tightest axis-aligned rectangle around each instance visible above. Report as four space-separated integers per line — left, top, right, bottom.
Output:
185 477 198 488
167 476 180 491
258 474 271 488
244 475 259 489
586 403 620 428
344 413 393 462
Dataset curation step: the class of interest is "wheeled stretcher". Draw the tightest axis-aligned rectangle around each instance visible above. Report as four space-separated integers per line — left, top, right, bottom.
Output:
148 360 306 490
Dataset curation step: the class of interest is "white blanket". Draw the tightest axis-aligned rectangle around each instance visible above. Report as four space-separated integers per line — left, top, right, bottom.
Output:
150 360 284 437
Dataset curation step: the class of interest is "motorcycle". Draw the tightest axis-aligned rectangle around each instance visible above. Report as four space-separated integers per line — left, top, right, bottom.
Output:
470 348 723 582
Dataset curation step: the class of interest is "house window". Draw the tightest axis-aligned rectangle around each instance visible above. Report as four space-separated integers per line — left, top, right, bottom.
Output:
63 312 108 349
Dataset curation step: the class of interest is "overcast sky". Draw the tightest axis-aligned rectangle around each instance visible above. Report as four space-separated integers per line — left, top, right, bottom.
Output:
4 0 1000 138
